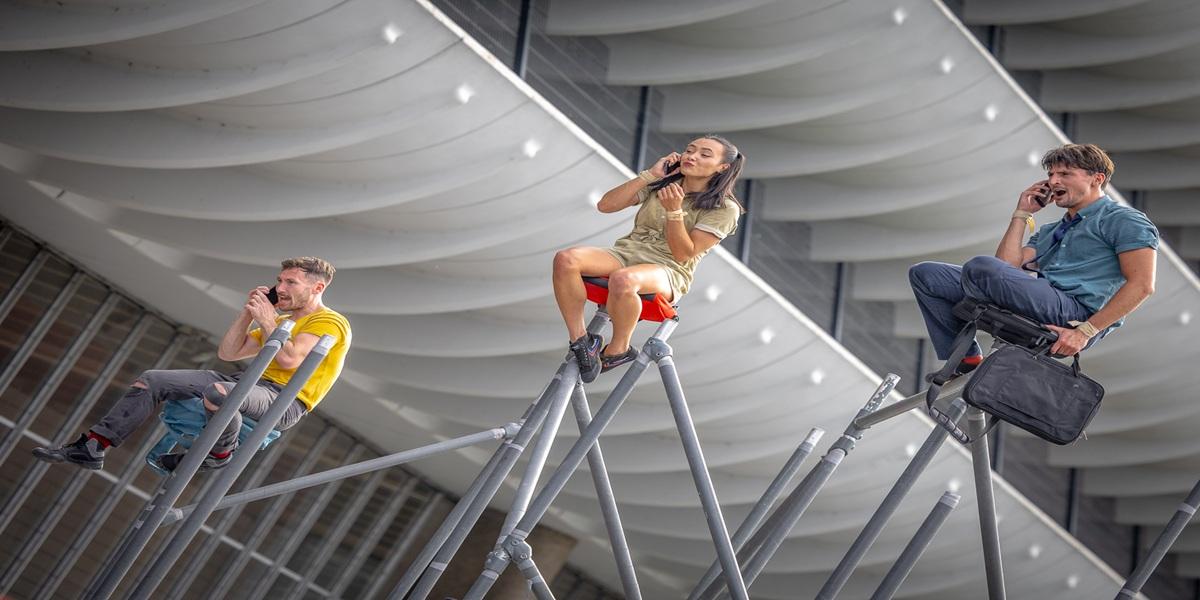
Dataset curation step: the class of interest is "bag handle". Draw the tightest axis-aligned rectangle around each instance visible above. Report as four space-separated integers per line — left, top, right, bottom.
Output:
925 321 978 445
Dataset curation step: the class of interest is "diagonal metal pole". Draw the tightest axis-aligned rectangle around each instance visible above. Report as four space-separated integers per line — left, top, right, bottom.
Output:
126 331 331 600
161 424 297 599
853 376 968 431
393 312 609 600
1118 479 1200 598
0 270 85 397
34 420 168 600
84 321 294 600
243 441 367 600
64 354 223 600
870 491 960 600
654 339 748 600
815 398 968 600
164 424 514 526
571 383 642 600
386 433 513 600
462 319 678 600
693 374 899 600
497 364 576 542
403 361 580 600
208 428 345 600
82 449 224 600
686 427 823 600
968 407 1006 600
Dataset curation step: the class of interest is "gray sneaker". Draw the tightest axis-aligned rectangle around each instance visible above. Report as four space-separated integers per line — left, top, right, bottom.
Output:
157 450 232 473
32 434 105 470
569 333 603 383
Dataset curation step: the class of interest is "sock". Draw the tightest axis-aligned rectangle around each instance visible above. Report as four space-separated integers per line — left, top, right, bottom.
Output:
209 449 232 459
86 431 113 449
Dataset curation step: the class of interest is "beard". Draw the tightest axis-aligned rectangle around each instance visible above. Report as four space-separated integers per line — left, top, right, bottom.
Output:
280 291 308 311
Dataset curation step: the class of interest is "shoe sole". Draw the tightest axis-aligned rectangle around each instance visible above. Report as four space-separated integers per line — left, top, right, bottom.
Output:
32 448 102 470
579 360 601 383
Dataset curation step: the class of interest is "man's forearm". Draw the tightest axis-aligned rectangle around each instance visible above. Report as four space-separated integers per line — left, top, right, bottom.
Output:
218 313 254 359
1084 282 1154 331
994 217 1028 267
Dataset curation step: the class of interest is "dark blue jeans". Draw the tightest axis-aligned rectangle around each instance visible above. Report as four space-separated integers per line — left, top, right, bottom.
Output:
909 256 1091 360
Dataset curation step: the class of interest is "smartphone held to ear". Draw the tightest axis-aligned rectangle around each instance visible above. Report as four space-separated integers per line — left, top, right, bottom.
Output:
664 160 680 174
265 286 278 305
1036 186 1051 207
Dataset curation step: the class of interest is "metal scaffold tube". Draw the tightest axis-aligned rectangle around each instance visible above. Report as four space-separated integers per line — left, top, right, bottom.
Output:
126 332 334 600
693 374 900 600
85 321 294 600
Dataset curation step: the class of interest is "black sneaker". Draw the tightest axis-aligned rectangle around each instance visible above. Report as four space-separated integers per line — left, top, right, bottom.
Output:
32 434 105 470
157 450 232 473
569 333 603 383
600 347 639 374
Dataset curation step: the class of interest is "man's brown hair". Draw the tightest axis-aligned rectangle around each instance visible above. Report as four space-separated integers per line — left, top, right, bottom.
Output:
1041 144 1115 185
280 256 335 284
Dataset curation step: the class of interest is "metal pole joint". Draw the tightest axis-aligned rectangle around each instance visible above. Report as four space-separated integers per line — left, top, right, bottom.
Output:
502 422 522 438
643 337 673 361
483 548 512 572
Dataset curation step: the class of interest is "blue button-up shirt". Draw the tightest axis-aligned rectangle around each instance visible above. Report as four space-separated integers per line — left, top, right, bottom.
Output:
1025 196 1159 323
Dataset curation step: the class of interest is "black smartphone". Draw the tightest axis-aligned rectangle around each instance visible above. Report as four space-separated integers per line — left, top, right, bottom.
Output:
664 160 680 174
1036 186 1051 207
265 286 278 305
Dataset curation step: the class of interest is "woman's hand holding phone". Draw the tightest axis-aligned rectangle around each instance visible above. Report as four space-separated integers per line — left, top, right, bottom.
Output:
650 152 682 178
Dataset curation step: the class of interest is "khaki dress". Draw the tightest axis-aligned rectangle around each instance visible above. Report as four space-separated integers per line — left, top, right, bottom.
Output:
604 186 742 300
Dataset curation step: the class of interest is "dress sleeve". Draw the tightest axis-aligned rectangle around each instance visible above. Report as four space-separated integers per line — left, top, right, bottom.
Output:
693 201 741 240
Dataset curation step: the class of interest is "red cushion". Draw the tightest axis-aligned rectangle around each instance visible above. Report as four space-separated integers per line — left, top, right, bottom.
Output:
582 277 677 322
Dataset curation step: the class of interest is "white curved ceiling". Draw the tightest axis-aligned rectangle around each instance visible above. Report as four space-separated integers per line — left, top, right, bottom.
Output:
0 0 1186 597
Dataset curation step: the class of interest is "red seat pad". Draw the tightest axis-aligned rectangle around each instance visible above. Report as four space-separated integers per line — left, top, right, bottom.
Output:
582 277 677 322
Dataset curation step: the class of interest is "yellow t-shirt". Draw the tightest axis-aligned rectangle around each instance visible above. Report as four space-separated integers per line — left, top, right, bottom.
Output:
249 308 352 411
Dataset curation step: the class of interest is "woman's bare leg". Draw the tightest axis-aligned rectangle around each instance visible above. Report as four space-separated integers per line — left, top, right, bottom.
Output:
605 265 673 355
552 247 623 341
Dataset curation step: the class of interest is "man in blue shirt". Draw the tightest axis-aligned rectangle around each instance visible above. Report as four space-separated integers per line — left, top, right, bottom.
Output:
909 144 1159 371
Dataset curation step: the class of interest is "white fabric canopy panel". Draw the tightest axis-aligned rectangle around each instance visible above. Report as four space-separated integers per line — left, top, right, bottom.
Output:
0 0 1181 597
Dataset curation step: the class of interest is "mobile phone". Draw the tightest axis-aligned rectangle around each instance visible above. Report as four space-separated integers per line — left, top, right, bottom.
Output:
1035 186 1051 207
265 286 278 305
664 160 681 174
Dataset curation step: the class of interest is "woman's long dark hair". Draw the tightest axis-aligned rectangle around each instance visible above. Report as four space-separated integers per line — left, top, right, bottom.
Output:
650 134 745 211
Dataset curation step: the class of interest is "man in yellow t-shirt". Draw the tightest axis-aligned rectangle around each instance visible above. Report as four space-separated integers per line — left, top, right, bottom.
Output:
33 257 352 472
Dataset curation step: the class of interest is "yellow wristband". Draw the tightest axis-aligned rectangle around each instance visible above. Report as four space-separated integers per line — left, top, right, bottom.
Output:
1013 210 1035 233
666 210 686 221
1071 320 1100 338
637 170 657 183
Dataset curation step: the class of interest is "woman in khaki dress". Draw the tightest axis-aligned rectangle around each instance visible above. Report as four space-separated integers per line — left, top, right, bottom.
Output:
553 135 745 383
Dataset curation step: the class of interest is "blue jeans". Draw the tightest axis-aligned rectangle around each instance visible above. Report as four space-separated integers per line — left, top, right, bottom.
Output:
909 256 1091 360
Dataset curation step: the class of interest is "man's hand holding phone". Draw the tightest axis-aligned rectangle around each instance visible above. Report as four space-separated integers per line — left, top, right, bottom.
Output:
1018 180 1053 213
244 286 278 331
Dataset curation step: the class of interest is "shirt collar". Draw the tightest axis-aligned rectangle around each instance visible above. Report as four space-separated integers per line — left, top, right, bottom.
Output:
1072 195 1111 221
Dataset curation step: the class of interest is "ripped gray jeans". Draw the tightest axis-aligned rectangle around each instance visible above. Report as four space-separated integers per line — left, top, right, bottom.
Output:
91 369 306 453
